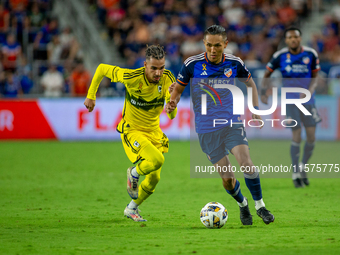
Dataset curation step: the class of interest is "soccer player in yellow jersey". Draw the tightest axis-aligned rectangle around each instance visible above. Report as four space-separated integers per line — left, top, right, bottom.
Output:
84 45 177 222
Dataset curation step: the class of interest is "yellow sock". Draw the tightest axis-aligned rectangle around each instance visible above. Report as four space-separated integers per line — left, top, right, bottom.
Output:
134 167 161 205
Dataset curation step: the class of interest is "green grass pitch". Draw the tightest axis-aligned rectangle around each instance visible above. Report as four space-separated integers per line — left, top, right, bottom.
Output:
1 140 340 254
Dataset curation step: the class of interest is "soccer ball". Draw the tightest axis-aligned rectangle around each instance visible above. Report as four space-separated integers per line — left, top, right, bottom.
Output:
200 202 228 229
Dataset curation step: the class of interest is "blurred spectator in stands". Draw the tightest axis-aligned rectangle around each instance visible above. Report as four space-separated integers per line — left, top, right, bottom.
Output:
251 33 271 63
223 2 245 26
168 15 183 39
9 0 29 10
289 0 308 18
180 36 204 61
329 45 340 64
37 0 53 14
47 35 62 63
0 3 10 44
149 15 168 43
277 0 297 26
59 26 79 61
264 15 284 44
27 2 45 28
309 33 324 57
4 72 22 98
106 2 125 38
132 19 150 45
34 17 59 60
182 16 203 41
69 59 91 97
251 14 265 35
324 28 338 55
19 56 33 94
0 71 5 97
40 63 64 97
322 15 338 36
260 2 277 20
1 33 22 73
97 0 119 25
11 2 27 45
244 50 262 68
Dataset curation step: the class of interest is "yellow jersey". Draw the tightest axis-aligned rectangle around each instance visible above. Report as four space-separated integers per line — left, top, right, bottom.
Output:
87 64 177 132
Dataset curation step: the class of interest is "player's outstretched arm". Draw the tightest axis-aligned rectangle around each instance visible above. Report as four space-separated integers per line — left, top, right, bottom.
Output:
244 77 263 129
166 82 185 114
84 64 119 112
165 83 178 119
260 70 273 104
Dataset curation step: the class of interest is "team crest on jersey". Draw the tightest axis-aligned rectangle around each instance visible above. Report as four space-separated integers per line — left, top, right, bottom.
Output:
133 141 140 148
286 53 291 63
158 85 162 93
202 64 207 70
303 57 310 64
224 68 232 77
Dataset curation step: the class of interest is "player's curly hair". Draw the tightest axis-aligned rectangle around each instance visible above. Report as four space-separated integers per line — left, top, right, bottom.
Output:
145 45 166 60
204 25 227 41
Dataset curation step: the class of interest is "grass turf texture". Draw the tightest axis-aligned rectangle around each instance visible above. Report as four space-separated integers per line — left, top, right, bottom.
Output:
0 140 340 255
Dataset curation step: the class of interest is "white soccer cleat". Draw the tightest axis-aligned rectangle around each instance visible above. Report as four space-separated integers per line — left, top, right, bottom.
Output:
124 206 147 222
127 167 139 199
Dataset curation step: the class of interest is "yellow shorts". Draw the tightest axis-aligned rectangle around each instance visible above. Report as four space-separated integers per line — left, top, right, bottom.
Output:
120 126 169 164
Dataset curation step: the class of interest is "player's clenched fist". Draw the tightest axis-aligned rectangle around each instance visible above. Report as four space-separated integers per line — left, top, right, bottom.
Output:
165 101 176 113
84 98 96 112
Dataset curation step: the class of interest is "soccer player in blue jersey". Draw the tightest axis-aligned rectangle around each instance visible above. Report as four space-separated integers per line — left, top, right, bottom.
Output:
167 25 274 225
261 27 321 188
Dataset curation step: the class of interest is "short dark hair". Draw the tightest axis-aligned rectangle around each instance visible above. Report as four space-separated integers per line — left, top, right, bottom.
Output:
284 27 302 38
204 25 227 41
145 45 165 60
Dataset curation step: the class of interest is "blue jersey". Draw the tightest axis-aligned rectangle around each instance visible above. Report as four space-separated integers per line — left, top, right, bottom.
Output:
177 52 251 134
266 46 320 104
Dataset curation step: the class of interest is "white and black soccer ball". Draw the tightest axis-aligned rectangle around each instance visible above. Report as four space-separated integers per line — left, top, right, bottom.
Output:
200 202 228 229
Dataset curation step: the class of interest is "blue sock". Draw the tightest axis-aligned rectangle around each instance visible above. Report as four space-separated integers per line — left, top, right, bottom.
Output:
244 170 262 201
290 141 300 173
226 179 244 203
302 142 315 164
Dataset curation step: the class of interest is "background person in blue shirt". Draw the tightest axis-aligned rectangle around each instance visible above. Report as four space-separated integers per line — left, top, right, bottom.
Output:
166 25 274 226
261 27 321 188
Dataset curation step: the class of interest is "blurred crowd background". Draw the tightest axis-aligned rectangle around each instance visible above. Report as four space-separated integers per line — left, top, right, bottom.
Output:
1 0 340 98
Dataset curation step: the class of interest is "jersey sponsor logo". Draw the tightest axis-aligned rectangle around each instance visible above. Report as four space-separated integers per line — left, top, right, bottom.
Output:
285 65 292 73
288 64 309 73
126 91 164 110
303 57 310 64
200 71 208 76
224 68 232 78
177 73 184 79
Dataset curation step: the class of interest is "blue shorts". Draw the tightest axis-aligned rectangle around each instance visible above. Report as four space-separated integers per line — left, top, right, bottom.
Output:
286 104 322 130
198 124 249 164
